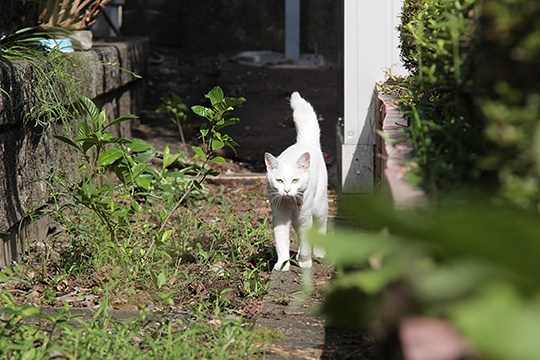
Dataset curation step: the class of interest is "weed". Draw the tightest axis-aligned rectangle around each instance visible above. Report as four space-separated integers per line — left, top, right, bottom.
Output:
156 93 190 151
0 293 268 359
0 26 89 128
4 87 273 358
157 86 245 234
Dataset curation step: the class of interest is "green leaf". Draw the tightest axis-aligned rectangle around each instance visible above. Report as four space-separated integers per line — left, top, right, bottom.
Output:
20 306 41 318
98 148 124 166
210 156 226 164
191 105 213 119
78 120 91 137
163 145 171 158
224 96 246 108
77 96 100 122
77 136 99 154
131 163 150 178
191 146 206 160
99 132 114 142
206 86 224 106
54 135 81 151
95 109 107 130
412 204 540 285
332 264 404 295
216 117 241 130
108 137 131 145
411 260 499 304
103 114 138 130
449 283 540 360
310 229 400 266
225 138 239 151
163 148 181 168
135 175 152 190
128 139 154 153
134 149 157 164
192 180 203 190
211 139 224 151
156 271 167 289
199 127 209 138
161 230 173 242
164 171 185 178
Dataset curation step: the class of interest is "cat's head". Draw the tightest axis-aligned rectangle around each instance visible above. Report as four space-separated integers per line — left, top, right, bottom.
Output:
264 152 310 197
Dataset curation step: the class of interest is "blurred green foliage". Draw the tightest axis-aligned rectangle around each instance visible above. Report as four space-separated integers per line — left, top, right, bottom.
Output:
314 196 540 359
324 3 540 356
473 0 540 209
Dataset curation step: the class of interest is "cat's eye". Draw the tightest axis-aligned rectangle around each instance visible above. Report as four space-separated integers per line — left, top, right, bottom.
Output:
292 178 300 184
276 179 284 184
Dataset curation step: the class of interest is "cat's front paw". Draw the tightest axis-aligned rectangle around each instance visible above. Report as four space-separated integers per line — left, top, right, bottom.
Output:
313 246 326 258
273 262 290 272
298 258 312 268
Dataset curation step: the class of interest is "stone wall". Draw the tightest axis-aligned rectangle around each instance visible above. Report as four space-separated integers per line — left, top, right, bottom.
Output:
0 37 148 266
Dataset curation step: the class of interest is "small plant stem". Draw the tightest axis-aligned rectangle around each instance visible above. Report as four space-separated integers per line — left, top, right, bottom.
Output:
158 181 195 234
144 183 192 261
146 157 212 260
92 204 117 244
174 117 188 152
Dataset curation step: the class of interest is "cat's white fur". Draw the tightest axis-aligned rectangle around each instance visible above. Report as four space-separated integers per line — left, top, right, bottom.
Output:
265 92 328 271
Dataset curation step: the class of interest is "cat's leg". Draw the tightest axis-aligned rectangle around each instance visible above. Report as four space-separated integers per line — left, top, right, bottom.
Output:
313 195 328 259
294 215 313 268
312 218 327 258
272 215 291 271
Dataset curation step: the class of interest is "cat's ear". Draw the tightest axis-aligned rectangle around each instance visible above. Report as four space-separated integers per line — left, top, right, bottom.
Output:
297 152 310 171
264 152 279 171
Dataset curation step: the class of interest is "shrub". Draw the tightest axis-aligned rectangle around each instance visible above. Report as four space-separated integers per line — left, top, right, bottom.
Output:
398 0 540 209
473 0 540 209
397 0 484 195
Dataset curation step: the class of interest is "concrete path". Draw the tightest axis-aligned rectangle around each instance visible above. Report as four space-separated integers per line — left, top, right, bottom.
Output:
254 263 370 359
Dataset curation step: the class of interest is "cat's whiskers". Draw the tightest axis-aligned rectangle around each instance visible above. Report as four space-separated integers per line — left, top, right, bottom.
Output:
269 191 282 208
293 192 303 209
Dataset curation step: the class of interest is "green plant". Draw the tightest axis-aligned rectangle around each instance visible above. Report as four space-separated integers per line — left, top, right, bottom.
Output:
1 26 89 127
156 93 190 151
314 195 540 359
0 289 267 359
397 0 540 209
396 0 483 195
49 96 193 276
7 86 275 358
156 86 245 234
472 0 540 209
55 97 142 244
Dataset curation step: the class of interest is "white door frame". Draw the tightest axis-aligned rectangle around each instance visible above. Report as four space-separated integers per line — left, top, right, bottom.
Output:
339 0 406 193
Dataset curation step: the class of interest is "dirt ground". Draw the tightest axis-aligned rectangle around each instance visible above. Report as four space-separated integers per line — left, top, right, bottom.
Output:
132 47 340 172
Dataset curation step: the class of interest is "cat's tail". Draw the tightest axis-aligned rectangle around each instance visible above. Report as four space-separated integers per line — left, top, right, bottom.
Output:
290 92 320 146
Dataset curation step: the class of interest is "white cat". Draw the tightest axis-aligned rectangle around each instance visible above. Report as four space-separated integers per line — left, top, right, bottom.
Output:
265 92 328 271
